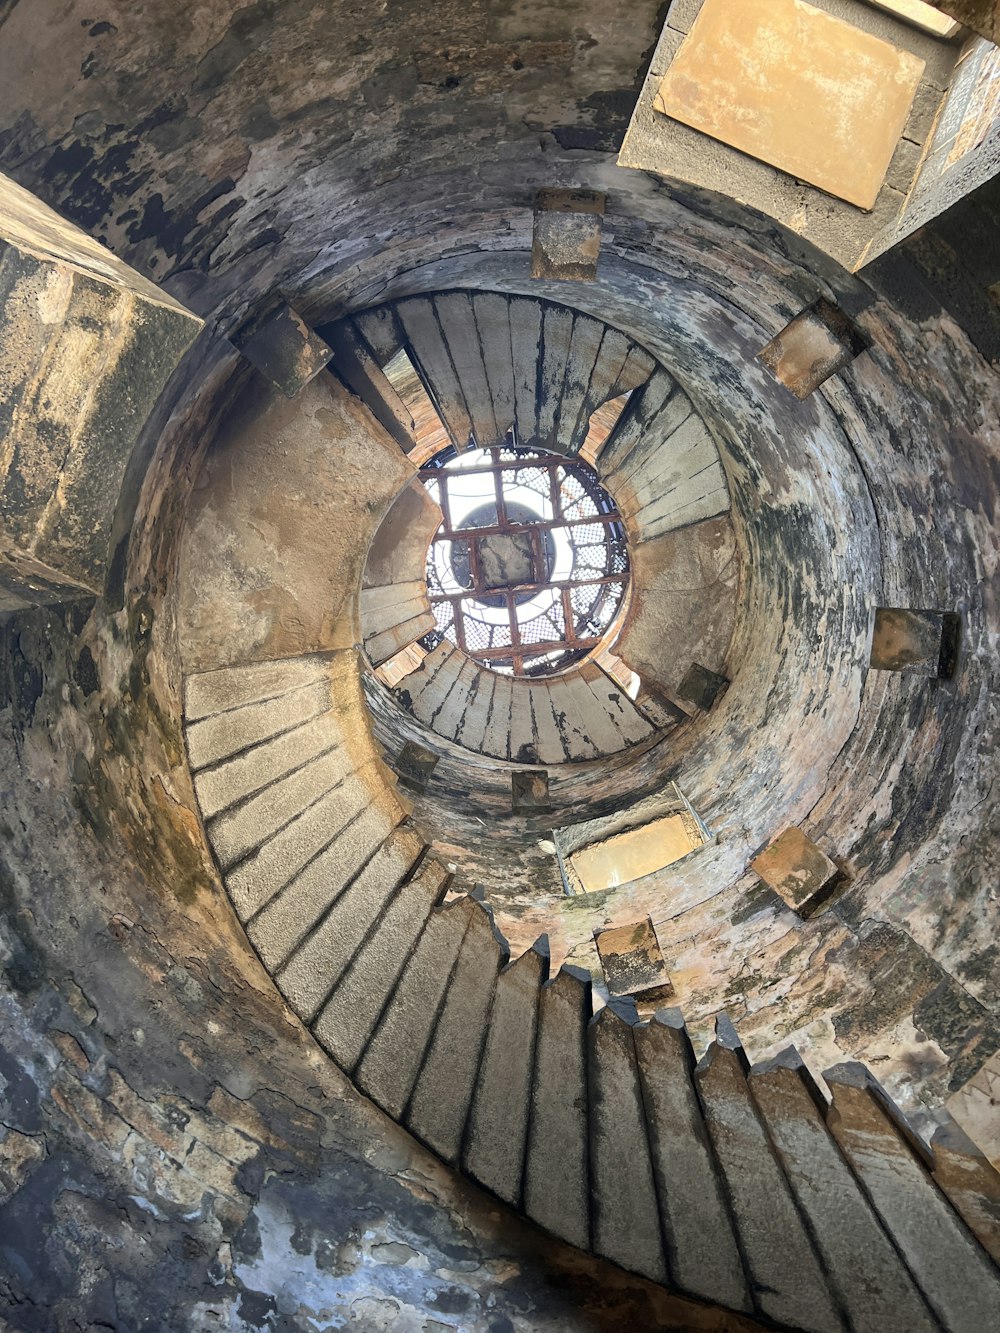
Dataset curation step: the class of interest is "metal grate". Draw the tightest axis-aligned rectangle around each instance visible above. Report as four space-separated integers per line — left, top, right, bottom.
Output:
421 442 630 676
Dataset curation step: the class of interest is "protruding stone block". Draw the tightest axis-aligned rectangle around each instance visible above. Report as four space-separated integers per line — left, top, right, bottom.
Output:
0 170 202 610
594 917 673 1004
395 740 439 795
751 826 840 917
676 662 729 711
870 607 960 677
511 769 550 813
231 300 333 397
758 298 869 398
531 189 605 283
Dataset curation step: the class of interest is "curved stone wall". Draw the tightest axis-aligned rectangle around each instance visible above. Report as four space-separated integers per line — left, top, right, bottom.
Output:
1 0 999 1326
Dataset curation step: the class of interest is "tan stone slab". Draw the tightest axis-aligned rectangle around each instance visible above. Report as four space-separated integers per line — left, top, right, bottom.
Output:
571 811 705 891
751 827 839 917
594 917 673 1001
654 0 925 210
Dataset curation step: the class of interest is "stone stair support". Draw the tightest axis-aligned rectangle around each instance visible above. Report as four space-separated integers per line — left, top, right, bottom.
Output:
552 315 606 456
395 297 474 449
247 795 406 972
587 1000 668 1284
695 1022 844 1332
311 854 451 1072
323 319 416 453
275 827 426 1022
524 965 592 1251
749 1049 940 1333
406 899 509 1163
472 292 517 441
509 297 544 445
536 304 575 452
354 896 477 1117
825 1062 1000 1333
184 653 333 723
463 939 549 1206
634 1010 751 1312
434 292 499 448
931 1119 1000 1266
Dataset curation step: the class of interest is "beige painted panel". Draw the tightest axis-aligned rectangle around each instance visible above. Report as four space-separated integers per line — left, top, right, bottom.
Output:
570 813 705 891
653 0 925 210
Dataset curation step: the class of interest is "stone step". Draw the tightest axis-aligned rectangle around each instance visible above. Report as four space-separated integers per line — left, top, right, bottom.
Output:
463 937 550 1205
225 757 385 921
825 1063 1000 1333
186 677 332 770
588 1000 667 1284
276 826 426 1022
247 794 404 972
749 1050 940 1333
395 296 474 449
552 314 606 455
193 712 340 820
472 292 517 442
311 854 450 1073
434 292 499 448
406 898 508 1163
523 964 592 1251
634 1010 750 1311
508 296 544 446
695 1021 845 1332
184 654 333 722
354 896 477 1118
536 303 575 452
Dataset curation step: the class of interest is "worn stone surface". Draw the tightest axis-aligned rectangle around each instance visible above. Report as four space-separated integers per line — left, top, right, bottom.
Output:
870 606 960 676
751 827 841 918
594 917 673 1001
758 299 870 400
230 300 333 397
1 0 999 1322
531 189 605 283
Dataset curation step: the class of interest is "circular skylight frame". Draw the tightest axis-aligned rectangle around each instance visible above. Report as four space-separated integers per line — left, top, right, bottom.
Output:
420 442 630 678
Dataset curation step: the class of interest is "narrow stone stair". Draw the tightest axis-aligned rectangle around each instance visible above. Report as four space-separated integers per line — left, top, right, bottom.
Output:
184 649 1000 1333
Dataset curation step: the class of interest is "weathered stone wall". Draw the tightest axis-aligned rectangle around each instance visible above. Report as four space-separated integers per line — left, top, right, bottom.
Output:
1 0 999 1324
